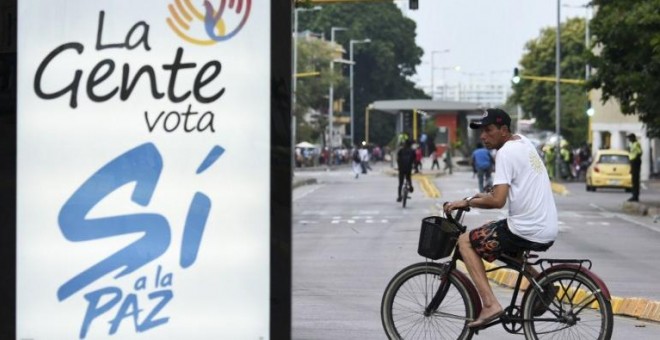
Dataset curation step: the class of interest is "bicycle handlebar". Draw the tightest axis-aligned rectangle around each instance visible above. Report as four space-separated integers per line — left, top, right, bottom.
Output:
442 202 470 225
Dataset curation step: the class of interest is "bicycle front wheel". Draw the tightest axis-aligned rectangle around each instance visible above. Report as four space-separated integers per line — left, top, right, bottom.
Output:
522 269 613 340
381 262 475 340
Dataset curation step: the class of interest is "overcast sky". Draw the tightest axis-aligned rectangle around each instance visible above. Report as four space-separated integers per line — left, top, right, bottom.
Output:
394 0 591 92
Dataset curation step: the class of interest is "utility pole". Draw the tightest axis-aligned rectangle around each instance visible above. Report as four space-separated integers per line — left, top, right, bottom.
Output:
328 26 346 152
555 0 562 180
292 6 321 173
349 38 371 145
430 49 449 100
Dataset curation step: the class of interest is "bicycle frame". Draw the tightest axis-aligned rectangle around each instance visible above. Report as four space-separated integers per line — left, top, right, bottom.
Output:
424 208 611 334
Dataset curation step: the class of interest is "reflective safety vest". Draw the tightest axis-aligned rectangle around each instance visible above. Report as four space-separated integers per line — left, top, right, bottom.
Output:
560 148 571 162
629 141 642 161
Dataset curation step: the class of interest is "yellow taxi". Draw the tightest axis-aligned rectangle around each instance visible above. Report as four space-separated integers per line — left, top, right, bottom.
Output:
585 149 632 192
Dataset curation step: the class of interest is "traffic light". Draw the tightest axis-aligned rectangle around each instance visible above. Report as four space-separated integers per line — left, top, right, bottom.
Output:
409 0 419 10
512 67 520 84
586 100 595 116
586 92 595 116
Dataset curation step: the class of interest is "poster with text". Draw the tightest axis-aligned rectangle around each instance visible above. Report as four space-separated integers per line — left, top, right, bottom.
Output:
17 0 271 338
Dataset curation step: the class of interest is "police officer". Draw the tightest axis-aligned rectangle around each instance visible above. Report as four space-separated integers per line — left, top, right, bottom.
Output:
627 133 642 202
542 144 555 180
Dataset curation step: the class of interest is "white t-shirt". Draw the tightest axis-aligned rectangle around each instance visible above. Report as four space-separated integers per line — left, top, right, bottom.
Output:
492 135 558 243
359 148 369 161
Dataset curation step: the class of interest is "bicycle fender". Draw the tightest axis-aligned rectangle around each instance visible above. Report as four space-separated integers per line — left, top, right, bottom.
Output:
522 264 612 303
451 270 482 316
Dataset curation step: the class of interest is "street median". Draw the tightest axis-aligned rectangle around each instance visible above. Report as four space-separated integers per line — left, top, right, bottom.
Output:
458 260 660 323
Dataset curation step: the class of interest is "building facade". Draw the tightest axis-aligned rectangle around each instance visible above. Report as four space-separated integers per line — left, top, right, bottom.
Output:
590 88 658 180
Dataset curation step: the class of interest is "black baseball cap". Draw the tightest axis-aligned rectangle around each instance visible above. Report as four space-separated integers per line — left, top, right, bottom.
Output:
469 108 511 129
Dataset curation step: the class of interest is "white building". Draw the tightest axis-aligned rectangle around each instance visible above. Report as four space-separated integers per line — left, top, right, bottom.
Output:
590 88 658 180
435 82 512 107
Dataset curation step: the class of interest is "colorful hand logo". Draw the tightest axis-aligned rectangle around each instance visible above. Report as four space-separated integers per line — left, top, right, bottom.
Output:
167 0 251 46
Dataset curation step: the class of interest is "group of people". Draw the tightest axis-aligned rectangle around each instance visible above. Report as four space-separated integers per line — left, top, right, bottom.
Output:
539 141 594 181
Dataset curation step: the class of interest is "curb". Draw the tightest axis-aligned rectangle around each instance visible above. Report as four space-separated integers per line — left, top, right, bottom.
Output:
292 177 317 189
550 182 569 195
622 201 660 217
458 261 660 323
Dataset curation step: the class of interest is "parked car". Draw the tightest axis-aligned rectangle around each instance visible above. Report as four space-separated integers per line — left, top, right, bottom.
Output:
585 149 632 192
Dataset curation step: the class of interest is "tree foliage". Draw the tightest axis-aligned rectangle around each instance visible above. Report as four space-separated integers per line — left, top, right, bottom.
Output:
588 0 660 138
509 18 589 147
295 37 346 144
297 3 427 146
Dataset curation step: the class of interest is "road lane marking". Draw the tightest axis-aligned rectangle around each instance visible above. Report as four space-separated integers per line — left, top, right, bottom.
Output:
293 184 322 201
590 203 660 233
413 174 440 198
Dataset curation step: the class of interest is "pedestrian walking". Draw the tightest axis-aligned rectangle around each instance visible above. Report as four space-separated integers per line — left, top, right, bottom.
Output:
431 146 440 170
443 147 453 174
359 144 371 174
577 143 592 181
414 145 423 173
627 133 642 202
471 142 494 192
351 145 362 179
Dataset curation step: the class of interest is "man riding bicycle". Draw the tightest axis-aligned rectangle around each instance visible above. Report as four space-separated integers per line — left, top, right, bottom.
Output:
396 139 415 202
443 108 558 328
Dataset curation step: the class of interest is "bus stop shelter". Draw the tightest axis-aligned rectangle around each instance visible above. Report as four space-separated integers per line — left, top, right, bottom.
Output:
367 99 484 155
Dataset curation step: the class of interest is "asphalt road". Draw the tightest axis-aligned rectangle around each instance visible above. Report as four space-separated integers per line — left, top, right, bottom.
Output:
292 163 660 339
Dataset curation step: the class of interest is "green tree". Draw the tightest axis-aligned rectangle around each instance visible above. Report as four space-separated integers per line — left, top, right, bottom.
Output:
295 37 346 145
298 3 428 147
588 0 660 138
509 18 589 147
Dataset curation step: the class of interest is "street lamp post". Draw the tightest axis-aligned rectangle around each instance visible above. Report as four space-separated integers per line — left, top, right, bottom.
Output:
349 38 371 145
430 49 450 100
564 3 591 80
565 3 593 142
293 6 321 119
439 66 460 100
365 104 373 144
585 5 593 145
292 6 321 173
555 0 562 180
328 26 347 152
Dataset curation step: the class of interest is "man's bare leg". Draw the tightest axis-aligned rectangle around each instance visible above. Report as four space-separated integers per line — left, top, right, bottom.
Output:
457 233 502 325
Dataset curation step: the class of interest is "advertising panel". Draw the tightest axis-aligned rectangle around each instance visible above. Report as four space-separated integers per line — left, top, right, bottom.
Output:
17 0 272 338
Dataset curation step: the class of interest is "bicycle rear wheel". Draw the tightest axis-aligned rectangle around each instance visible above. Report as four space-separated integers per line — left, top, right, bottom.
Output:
522 269 613 340
381 262 475 339
402 184 408 208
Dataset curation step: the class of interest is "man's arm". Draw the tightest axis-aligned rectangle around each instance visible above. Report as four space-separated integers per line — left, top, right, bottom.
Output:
443 184 509 212
470 184 508 208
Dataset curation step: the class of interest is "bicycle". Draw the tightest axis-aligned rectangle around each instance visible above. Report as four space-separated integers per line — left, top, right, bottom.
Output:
380 207 613 339
400 178 412 208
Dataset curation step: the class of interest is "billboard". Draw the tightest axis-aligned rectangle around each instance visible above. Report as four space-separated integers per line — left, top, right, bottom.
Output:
16 0 283 338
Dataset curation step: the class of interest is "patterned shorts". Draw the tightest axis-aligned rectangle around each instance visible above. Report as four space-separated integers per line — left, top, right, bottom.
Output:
469 219 553 262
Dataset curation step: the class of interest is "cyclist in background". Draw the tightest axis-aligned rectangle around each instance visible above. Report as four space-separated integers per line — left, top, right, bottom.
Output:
443 108 558 328
396 140 415 202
